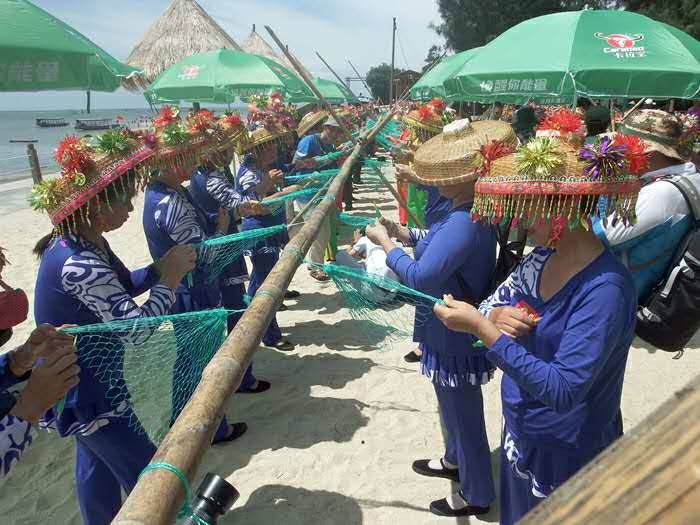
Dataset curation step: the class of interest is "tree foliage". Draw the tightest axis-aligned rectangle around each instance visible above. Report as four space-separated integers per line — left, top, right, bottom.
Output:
423 45 444 73
432 1 614 51
623 0 700 40
365 63 403 103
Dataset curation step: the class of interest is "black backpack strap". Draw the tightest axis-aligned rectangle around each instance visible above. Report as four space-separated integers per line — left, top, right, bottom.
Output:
663 175 700 226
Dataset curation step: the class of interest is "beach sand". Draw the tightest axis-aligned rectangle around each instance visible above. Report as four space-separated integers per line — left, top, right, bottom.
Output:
0 171 697 524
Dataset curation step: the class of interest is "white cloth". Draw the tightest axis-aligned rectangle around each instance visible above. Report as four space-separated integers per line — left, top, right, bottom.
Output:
352 237 399 282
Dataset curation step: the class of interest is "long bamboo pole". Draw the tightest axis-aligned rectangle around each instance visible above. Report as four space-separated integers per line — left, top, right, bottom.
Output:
315 52 358 99
348 60 373 99
265 26 353 142
112 110 396 525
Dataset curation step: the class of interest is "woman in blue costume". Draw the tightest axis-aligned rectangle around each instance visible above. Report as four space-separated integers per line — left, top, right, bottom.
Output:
367 119 518 517
32 133 196 525
434 132 641 524
142 114 248 444
189 126 273 393
235 122 301 352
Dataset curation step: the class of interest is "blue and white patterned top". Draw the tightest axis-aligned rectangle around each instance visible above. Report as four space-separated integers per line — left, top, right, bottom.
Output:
34 234 175 437
0 413 32 480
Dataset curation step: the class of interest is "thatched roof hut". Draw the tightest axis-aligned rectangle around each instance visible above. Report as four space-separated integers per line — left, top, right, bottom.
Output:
125 0 242 88
240 25 313 81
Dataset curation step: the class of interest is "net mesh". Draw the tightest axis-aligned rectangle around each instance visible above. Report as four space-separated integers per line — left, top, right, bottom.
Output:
365 117 404 150
337 213 376 230
284 168 340 185
197 225 287 283
261 188 322 214
63 309 231 444
314 262 442 348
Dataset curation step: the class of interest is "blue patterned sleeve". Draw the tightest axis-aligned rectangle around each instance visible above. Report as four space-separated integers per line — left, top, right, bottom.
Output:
154 193 205 245
0 414 32 480
206 172 250 211
407 228 428 247
61 250 176 324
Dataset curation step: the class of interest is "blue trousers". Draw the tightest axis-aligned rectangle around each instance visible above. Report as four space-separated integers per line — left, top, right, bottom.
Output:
222 279 256 391
74 418 156 525
247 251 282 346
499 446 543 525
434 382 495 507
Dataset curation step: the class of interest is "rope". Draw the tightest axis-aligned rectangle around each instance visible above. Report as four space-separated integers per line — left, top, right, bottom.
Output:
139 462 207 525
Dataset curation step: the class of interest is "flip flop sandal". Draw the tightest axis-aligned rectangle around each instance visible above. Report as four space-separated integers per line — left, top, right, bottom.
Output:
272 339 295 352
284 290 301 299
412 459 460 483
212 422 248 445
309 270 330 282
239 380 271 394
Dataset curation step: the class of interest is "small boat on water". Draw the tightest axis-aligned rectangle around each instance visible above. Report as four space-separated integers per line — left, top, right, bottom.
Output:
75 118 119 131
36 117 69 128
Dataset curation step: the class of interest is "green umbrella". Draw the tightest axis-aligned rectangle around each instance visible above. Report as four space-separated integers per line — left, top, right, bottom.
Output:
312 77 359 104
410 48 481 101
0 0 142 92
445 9 700 103
145 49 318 105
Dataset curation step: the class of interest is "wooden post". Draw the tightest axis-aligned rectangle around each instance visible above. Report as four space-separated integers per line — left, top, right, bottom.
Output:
112 110 396 525
370 165 425 228
27 144 42 184
520 373 700 525
86 90 91 114
265 26 353 142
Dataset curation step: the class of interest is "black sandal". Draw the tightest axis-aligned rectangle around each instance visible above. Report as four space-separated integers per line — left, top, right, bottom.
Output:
284 290 301 299
271 339 295 352
430 493 490 518
239 380 271 394
412 459 460 483
403 350 421 363
212 422 248 445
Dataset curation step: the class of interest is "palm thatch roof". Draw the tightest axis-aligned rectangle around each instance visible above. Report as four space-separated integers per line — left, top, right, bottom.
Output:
124 0 242 89
240 26 313 81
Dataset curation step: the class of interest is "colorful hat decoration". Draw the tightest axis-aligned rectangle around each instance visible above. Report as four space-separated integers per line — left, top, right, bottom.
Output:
216 112 248 152
30 128 154 228
240 93 298 153
536 107 586 148
403 98 455 143
412 119 517 186
150 106 216 172
473 134 644 246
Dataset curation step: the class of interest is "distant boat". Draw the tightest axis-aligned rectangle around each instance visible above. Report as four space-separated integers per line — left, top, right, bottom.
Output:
75 118 119 131
36 117 69 128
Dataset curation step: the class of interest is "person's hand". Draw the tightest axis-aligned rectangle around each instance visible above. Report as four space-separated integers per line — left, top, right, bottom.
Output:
489 306 537 338
378 217 400 238
365 223 390 245
284 184 302 194
268 169 284 184
238 201 267 217
216 208 230 234
156 245 197 289
352 229 363 244
433 294 484 334
10 338 79 424
10 325 74 377
395 163 418 184
393 148 414 164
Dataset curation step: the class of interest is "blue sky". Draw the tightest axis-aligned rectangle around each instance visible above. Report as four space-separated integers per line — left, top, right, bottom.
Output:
1 0 442 111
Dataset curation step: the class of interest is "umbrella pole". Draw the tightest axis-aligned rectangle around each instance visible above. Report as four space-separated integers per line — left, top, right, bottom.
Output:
86 90 91 114
610 99 616 132
265 26 353 142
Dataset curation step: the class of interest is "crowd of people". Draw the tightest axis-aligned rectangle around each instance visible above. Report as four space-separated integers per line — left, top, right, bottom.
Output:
0 91 698 525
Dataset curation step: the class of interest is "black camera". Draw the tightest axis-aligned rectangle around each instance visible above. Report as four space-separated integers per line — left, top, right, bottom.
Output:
180 473 239 525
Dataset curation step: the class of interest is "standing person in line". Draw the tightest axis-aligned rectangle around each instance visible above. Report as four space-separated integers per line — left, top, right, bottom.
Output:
292 110 346 282
367 119 518 517
31 131 195 524
433 133 642 524
237 114 300 352
189 114 273 394
143 109 248 443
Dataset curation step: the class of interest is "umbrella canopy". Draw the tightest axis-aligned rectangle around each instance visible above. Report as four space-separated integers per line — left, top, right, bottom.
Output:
126 0 242 88
0 0 142 92
445 9 700 103
144 49 317 105
313 77 359 104
410 48 481 101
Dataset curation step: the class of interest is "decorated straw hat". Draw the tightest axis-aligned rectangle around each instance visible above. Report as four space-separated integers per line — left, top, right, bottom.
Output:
297 110 329 137
403 98 454 143
149 106 217 172
618 109 684 161
412 119 517 186
239 92 298 153
216 112 249 153
473 134 647 245
30 129 154 228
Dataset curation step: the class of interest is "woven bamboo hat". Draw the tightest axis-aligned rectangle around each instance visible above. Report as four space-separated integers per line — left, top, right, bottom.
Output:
402 99 452 143
216 113 249 152
30 128 154 229
298 110 330 137
239 95 297 153
473 135 645 243
412 119 517 186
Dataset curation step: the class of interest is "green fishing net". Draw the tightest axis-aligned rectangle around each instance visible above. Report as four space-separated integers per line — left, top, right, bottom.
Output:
262 188 322 214
337 213 376 230
315 262 443 348
365 117 404 150
63 309 231 444
284 168 340 185
313 149 349 166
197 225 287 283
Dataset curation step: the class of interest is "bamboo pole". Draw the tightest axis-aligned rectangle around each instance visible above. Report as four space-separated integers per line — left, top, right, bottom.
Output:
112 110 396 525
265 26 353 142
520 372 700 525
370 165 425 228
315 52 358 99
348 60 374 100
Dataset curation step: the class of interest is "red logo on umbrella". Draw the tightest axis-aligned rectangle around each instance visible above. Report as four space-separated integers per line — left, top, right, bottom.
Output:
179 65 200 80
594 33 644 49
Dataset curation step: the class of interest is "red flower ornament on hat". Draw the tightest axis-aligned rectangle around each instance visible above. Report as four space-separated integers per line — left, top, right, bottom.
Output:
612 134 649 175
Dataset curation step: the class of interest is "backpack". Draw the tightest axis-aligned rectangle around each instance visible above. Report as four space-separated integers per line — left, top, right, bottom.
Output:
635 175 700 356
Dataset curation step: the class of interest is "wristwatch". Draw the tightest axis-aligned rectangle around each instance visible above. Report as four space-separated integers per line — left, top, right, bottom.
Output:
0 391 18 419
